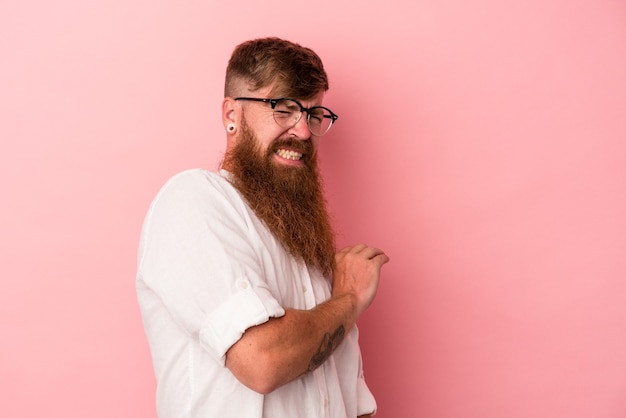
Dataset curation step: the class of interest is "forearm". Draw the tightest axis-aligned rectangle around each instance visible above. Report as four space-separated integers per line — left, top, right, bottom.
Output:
226 293 357 394
226 244 389 394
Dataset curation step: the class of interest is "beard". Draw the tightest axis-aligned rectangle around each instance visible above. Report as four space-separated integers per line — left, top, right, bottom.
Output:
222 118 336 276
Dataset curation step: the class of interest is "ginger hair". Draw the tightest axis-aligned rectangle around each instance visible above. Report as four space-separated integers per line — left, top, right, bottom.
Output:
225 37 329 99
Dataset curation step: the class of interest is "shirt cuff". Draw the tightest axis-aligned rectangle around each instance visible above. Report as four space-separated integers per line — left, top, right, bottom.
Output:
198 280 285 364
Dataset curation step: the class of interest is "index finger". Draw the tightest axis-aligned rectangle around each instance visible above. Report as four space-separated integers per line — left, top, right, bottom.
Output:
358 246 387 261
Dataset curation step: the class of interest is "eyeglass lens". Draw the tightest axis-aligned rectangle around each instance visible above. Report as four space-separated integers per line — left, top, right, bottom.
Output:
272 99 334 136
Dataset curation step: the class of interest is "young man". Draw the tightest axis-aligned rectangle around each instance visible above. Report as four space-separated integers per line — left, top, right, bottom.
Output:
137 37 389 418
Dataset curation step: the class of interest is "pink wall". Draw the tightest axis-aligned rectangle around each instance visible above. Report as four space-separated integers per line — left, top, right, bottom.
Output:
2 1 625 417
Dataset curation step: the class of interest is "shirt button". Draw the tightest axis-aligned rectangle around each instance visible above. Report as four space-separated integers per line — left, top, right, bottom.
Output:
323 398 328 408
238 281 249 289
302 285 308 293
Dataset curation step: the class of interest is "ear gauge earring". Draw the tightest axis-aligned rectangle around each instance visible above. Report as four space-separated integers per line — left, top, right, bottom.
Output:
227 124 236 133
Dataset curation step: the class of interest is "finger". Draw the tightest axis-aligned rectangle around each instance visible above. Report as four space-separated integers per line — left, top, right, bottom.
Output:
358 246 387 260
336 243 367 256
349 243 368 253
372 253 390 266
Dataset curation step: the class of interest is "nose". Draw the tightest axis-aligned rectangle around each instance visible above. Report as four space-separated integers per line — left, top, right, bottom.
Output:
287 113 312 140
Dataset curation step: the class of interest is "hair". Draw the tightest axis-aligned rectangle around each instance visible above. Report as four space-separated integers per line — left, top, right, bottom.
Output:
224 37 329 99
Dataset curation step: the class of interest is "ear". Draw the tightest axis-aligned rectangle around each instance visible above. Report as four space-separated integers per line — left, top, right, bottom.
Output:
222 97 239 135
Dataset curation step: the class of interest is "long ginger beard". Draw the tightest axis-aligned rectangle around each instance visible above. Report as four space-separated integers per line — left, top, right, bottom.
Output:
222 118 336 276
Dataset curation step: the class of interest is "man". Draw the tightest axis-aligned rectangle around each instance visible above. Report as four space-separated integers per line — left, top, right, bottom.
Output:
137 37 389 418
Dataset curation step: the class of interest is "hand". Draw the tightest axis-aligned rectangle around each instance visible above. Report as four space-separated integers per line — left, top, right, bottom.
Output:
332 244 389 320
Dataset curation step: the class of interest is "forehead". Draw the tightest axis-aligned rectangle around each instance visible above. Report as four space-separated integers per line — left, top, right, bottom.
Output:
280 91 326 108
258 83 325 107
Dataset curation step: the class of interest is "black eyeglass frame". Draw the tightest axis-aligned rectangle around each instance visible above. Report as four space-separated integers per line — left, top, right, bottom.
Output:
234 97 339 136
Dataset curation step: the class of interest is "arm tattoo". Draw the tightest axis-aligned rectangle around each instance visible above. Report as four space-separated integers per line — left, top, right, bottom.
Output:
307 325 345 371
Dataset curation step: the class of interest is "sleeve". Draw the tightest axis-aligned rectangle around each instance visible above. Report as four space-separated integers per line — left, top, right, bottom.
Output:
137 170 285 364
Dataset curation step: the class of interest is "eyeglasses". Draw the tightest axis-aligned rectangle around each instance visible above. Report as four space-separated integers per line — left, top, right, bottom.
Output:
234 97 338 136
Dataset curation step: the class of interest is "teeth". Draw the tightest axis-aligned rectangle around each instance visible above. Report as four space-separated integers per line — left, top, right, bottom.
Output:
276 149 303 161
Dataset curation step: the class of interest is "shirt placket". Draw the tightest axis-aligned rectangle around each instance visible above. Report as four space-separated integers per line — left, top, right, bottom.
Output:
313 366 331 418
300 263 317 309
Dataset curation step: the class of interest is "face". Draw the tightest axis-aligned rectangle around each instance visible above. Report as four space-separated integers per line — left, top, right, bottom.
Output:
231 86 325 170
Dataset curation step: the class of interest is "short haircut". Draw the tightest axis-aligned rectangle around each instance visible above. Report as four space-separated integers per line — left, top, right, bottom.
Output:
225 37 329 100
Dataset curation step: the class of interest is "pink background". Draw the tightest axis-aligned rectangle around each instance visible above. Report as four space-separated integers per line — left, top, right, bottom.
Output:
2 1 625 417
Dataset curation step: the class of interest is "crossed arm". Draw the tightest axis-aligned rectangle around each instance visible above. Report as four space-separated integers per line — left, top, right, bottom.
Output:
226 294 354 394
225 244 389 398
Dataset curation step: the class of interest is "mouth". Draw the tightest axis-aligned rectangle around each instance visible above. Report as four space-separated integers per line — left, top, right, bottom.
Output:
275 148 304 161
271 138 312 166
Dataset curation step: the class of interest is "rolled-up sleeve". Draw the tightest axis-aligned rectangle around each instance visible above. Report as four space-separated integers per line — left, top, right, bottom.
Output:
199 280 284 363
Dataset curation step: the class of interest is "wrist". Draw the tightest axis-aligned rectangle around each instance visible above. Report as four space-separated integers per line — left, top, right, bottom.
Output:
326 292 359 330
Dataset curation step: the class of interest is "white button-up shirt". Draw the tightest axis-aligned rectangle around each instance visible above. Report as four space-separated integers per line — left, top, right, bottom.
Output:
137 169 376 417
